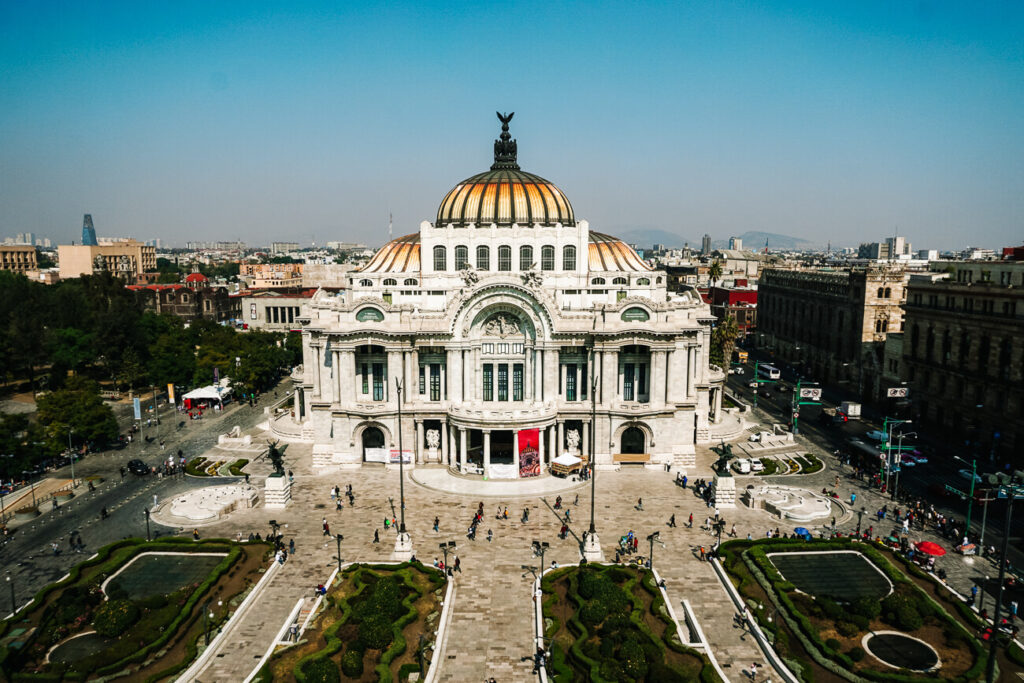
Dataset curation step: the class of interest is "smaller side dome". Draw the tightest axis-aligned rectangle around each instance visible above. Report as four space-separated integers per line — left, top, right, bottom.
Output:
359 233 421 273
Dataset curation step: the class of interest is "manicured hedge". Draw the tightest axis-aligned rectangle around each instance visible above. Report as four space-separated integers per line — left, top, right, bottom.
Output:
721 537 988 682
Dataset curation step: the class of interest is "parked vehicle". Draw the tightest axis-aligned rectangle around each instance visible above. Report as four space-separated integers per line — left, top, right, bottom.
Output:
840 401 861 420
865 430 889 443
818 407 847 426
127 459 150 476
750 458 765 472
732 458 752 474
958 468 983 484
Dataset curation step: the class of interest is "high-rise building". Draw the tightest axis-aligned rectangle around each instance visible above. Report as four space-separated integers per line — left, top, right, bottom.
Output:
701 234 711 255
0 245 37 273
82 215 98 246
272 241 300 254
728 237 743 251
57 240 156 279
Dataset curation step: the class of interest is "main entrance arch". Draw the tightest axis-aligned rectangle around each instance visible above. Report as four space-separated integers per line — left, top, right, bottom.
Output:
362 426 385 461
621 426 646 454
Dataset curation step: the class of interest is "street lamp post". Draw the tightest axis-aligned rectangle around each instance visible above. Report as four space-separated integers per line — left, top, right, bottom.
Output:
335 533 344 572
646 531 660 570
953 455 977 536
891 431 916 501
6 575 14 617
533 540 550 572
144 507 151 542
439 541 456 572
583 350 602 561
856 507 865 537
394 379 412 559
985 474 1023 683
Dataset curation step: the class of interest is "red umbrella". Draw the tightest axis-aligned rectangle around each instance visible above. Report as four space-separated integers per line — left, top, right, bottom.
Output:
916 541 946 556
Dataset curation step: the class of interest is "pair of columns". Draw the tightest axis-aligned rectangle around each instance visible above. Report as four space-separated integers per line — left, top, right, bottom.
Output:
413 418 449 465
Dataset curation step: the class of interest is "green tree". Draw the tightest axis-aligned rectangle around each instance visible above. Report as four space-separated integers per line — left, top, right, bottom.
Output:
708 259 723 286
36 377 119 452
36 249 56 269
710 315 740 367
46 328 96 376
0 413 47 477
156 271 181 284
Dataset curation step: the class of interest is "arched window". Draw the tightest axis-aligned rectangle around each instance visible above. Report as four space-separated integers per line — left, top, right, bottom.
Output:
433 245 446 271
959 331 971 364
359 279 373 287
884 287 892 298
541 245 555 270
356 308 384 322
877 287 885 298
383 278 398 287
636 277 650 286
942 330 952 362
612 277 628 285
656 277 662 284
519 245 533 271
591 277 606 285
621 307 650 322
563 245 576 270
881 319 888 332
476 245 490 270
498 245 512 271
403 278 418 286
978 335 991 371
621 427 645 454
455 245 469 270
925 327 935 360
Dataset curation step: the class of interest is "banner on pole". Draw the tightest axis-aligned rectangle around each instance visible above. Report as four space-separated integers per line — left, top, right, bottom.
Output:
167 383 176 404
133 397 142 420
213 367 220 383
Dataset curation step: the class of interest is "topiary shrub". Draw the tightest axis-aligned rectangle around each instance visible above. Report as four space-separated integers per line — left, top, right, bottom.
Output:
847 646 865 662
851 596 881 619
818 598 843 620
620 639 648 680
825 638 841 652
895 605 923 631
92 599 140 638
340 649 363 677
835 621 860 638
358 614 393 650
299 656 341 683
850 614 870 630
579 600 608 627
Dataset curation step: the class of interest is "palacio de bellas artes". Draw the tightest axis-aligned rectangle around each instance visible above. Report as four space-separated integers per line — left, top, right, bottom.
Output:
287 113 728 477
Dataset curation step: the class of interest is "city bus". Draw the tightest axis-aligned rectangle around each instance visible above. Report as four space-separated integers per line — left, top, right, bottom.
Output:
757 363 781 380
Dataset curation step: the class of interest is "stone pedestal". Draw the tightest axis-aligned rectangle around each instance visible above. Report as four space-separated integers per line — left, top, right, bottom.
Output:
392 531 414 562
427 447 439 463
712 474 737 509
264 474 292 509
582 532 605 563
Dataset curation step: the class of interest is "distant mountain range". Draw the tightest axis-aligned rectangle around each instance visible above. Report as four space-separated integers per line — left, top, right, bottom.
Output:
611 228 815 251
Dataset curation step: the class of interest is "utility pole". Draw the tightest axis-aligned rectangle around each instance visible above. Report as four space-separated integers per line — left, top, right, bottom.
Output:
985 473 1023 683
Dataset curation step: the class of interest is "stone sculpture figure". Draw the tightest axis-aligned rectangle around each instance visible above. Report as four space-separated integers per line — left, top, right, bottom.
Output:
566 429 581 455
711 440 734 476
461 267 479 288
426 429 440 450
268 440 285 476
484 313 521 338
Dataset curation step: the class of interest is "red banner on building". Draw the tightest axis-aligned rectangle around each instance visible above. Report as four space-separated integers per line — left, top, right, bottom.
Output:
519 429 540 478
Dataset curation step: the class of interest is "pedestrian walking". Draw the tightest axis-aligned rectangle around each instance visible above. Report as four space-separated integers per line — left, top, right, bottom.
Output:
487 529 493 542
573 494 579 506
688 512 694 528
729 524 737 537
322 518 330 536
454 556 461 573
373 529 379 543
636 497 644 511
289 538 295 554
669 514 676 528
433 516 440 532
749 662 758 680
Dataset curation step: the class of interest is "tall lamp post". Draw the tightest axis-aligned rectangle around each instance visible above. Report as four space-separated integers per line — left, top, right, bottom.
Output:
439 541 456 573
646 531 661 570
394 379 412 560
583 348 602 561
532 540 550 572
953 455 977 536
6 575 14 617
890 431 916 501
144 507 151 541
335 533 344 572
67 427 77 488
985 471 1024 683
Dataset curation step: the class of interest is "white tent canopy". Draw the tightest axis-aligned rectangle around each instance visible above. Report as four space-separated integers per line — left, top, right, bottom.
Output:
183 384 232 401
552 454 582 467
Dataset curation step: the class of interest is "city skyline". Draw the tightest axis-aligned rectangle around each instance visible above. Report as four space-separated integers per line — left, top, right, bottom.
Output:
1 2 1021 251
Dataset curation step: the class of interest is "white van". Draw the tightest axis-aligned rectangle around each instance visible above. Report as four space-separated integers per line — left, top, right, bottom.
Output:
733 458 752 474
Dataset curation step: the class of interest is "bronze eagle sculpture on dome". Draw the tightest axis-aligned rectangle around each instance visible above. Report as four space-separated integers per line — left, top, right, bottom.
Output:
492 111 519 169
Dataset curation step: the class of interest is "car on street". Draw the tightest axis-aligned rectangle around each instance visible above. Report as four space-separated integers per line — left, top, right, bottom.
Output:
896 454 916 466
732 458 751 474
865 430 889 443
127 459 150 476
750 458 765 472
958 468 983 484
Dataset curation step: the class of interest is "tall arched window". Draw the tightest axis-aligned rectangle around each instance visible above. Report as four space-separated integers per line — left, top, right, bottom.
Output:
498 245 512 271
541 245 555 270
877 287 885 298
455 245 468 270
563 245 576 270
476 245 490 270
519 245 533 271
433 245 446 272
884 287 892 298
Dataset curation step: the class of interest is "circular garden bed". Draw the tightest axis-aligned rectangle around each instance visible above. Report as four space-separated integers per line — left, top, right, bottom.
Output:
864 631 940 672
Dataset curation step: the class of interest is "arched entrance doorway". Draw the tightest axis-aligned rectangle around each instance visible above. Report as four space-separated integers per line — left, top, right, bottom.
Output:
362 426 385 461
621 426 645 454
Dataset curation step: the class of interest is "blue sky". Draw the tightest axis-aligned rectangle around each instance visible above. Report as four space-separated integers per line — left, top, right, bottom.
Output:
1 1 1021 250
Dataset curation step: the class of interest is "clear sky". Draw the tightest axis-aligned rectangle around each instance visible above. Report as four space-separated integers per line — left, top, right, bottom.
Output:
1 1 1021 250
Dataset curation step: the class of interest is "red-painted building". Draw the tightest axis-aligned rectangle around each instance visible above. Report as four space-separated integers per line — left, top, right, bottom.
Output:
709 285 758 336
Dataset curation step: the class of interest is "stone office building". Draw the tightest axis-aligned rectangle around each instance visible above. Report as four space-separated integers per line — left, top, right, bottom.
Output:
901 262 1024 465
757 267 909 398
289 116 725 476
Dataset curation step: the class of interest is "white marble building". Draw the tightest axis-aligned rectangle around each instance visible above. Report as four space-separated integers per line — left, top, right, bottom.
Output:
292 115 726 477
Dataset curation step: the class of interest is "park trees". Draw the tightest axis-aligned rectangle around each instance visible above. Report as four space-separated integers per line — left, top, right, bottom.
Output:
710 315 740 367
36 377 119 452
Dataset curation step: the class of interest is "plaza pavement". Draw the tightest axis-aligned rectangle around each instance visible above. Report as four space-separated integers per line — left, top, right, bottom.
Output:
176 408 1022 682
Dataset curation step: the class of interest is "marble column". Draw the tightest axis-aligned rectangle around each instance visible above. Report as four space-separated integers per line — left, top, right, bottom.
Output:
313 345 322 397
538 427 546 474
652 351 665 408
415 420 424 464
557 422 564 457
544 350 558 403
441 358 448 401
483 430 491 475
513 430 520 476
685 346 694 398
602 349 616 404
459 427 467 471
449 426 457 469
560 362 567 402
524 347 532 400
333 349 342 404
295 388 303 423
715 386 723 422
450 349 462 403
582 420 589 460
441 420 449 465
403 351 413 405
